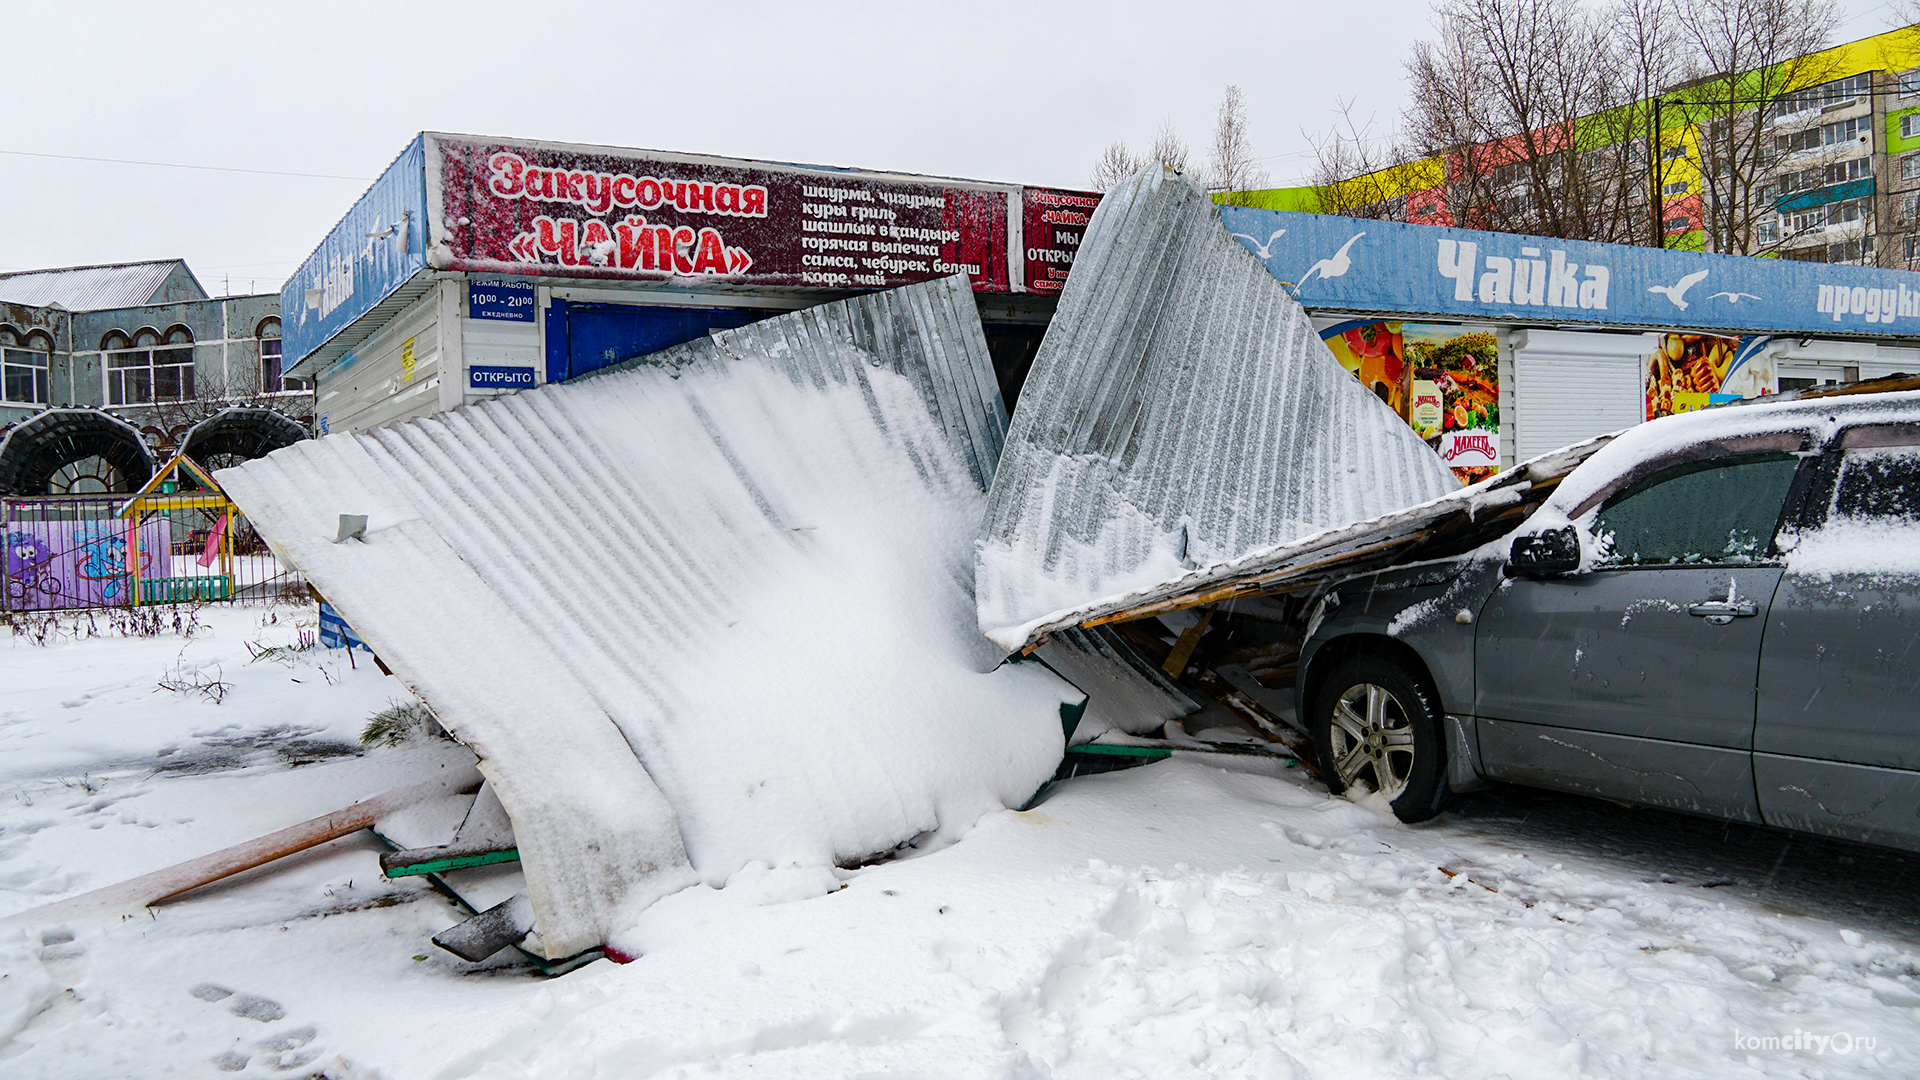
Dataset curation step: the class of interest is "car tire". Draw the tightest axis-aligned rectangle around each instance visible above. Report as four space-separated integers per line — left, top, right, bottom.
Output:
1309 654 1447 823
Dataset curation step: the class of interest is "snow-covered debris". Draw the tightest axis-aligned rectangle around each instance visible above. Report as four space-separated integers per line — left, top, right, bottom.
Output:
215 276 1087 958
976 167 1461 651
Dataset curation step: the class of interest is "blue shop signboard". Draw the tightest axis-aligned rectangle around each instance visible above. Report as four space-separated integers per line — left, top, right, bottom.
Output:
469 278 536 322
1218 206 1920 340
469 365 536 390
280 135 433 370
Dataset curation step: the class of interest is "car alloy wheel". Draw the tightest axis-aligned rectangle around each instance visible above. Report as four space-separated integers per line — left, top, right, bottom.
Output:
1309 654 1448 822
1327 681 1417 801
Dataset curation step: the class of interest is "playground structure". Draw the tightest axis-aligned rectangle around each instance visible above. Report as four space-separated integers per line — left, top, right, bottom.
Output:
3 453 300 612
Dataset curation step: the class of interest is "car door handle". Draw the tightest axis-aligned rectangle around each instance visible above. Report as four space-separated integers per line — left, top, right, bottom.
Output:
1687 600 1759 624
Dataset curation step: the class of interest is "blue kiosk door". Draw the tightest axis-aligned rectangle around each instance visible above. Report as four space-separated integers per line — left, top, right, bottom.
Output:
544 300 771 383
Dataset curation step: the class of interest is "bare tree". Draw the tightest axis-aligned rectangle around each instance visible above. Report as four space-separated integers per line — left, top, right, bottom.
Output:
1089 140 1147 192
1608 0 1688 245
1398 0 1646 242
1210 85 1271 204
1149 120 1192 177
1671 0 1841 255
1309 0 1842 251
130 373 311 457
1091 118 1201 191
1307 101 1422 219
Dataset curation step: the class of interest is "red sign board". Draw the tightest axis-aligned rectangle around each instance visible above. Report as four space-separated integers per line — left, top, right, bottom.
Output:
426 135 1090 294
1020 187 1098 294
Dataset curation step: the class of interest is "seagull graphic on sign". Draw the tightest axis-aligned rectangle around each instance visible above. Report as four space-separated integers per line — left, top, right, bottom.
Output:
1647 269 1710 310
1707 290 1761 303
1297 233 1366 289
1229 228 1287 260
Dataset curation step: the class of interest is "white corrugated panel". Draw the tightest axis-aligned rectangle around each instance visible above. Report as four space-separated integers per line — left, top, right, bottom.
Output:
976 167 1460 650
314 289 442 435
1509 330 1649 460
219 276 1087 958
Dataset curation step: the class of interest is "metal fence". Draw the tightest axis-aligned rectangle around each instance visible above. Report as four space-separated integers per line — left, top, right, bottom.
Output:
3 494 301 611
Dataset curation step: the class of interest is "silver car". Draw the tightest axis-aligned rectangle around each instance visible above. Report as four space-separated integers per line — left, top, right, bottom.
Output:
1297 390 1920 852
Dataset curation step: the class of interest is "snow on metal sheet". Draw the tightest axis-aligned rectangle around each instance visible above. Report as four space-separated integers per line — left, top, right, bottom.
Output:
0 260 191 311
219 275 1091 956
602 280 1202 735
977 168 1462 651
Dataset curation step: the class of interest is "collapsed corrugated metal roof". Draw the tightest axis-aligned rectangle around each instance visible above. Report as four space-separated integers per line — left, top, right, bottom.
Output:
1067 437 1615 632
218 275 1182 959
0 260 200 310
975 168 1463 651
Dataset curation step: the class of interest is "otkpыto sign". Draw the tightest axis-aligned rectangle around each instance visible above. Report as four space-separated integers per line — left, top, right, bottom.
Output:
469 365 535 390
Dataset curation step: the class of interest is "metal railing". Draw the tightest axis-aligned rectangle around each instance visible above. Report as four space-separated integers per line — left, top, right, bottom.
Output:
3 493 302 611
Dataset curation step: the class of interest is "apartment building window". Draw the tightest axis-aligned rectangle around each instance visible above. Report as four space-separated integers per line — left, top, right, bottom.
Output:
1661 145 1689 160
1829 237 1873 263
1772 72 1875 118
1776 116 1869 156
1908 234 1920 260
1664 214 1692 232
1904 154 1920 180
1905 113 1920 140
104 327 194 405
1902 192 1920 225
1763 157 1873 205
1901 68 1920 94
1831 196 1869 224
1779 197 1867 234
1662 181 1690 196
1758 218 1781 243
0 327 51 405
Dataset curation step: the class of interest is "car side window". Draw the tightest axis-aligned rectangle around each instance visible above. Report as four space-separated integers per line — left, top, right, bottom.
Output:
1832 447 1920 524
1591 453 1801 566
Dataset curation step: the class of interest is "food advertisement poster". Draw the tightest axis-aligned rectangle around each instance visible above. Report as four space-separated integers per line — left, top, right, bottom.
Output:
1321 321 1501 484
1643 333 1776 420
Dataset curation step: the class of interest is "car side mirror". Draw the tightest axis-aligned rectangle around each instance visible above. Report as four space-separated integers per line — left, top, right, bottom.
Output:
1507 525 1581 577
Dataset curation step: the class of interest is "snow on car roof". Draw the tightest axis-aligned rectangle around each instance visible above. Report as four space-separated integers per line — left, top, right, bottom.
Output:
1548 386 1920 515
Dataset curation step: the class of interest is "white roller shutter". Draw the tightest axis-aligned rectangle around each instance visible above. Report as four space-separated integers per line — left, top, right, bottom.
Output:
1509 329 1651 460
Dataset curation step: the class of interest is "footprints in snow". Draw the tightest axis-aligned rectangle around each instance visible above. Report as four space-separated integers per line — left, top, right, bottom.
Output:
191 982 286 1022
190 983 321 1073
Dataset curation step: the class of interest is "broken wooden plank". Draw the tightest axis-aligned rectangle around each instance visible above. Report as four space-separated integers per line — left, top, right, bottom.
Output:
1 763 484 927
1160 608 1215 677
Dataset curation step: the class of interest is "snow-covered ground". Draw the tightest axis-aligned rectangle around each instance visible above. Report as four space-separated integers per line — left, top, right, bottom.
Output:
4 604 1919 1078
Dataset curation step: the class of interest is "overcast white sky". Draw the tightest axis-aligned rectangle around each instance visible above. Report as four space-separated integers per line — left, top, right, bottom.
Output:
0 0 1906 295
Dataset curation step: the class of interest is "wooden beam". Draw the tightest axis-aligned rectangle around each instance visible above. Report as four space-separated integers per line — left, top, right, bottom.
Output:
1 764 483 928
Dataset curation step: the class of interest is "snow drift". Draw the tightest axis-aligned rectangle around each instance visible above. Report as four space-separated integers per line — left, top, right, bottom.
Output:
976 167 1462 650
217 275 1089 958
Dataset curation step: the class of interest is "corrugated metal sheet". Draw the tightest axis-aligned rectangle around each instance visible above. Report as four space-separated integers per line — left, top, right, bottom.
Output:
976 168 1462 650
218 275 1109 957
605 280 1202 733
0 261 187 311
